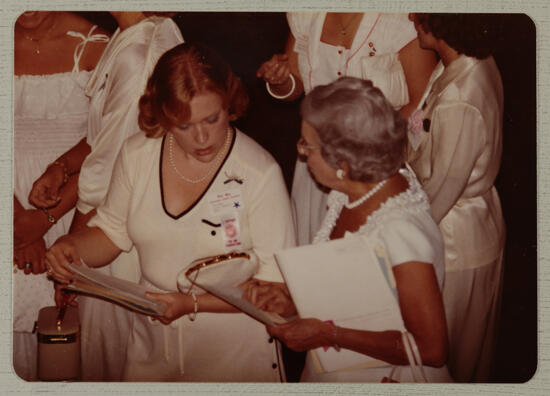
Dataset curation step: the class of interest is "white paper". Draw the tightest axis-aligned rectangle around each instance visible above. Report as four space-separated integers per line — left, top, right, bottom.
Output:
65 263 166 316
208 285 288 326
275 235 405 372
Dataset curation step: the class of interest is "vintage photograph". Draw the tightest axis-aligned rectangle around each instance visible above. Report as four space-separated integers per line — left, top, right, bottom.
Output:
12 10 536 385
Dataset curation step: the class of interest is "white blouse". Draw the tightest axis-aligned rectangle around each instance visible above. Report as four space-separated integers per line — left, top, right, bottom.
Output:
287 12 415 106
77 16 184 214
407 55 505 271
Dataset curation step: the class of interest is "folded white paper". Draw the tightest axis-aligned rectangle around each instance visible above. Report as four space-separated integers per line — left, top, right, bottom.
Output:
275 234 405 373
63 263 166 316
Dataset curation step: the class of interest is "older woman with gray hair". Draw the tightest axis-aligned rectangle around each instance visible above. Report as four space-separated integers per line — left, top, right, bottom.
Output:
252 76 452 382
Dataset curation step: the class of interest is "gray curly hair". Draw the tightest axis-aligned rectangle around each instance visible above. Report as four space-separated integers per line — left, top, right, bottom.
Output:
300 77 407 183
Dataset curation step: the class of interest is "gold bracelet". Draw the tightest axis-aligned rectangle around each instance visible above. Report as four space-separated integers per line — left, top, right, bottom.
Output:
42 208 57 225
48 160 69 184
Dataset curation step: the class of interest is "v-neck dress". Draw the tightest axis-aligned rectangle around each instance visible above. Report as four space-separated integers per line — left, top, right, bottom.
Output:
88 129 296 381
286 12 417 246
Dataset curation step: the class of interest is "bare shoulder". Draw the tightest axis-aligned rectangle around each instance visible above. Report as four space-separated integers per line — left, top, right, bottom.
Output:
63 12 110 71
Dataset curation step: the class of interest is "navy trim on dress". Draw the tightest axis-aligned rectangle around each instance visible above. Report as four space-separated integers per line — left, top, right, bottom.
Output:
159 126 237 220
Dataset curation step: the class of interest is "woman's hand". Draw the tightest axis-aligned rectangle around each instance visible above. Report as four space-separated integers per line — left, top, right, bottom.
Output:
14 237 47 275
44 234 83 284
28 164 65 209
241 280 297 317
267 318 333 352
14 208 50 249
145 292 192 325
256 54 292 86
54 282 78 308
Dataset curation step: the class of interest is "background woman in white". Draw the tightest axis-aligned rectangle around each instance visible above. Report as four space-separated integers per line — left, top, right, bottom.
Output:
407 13 506 382
28 12 184 380
256 12 437 245
13 10 108 380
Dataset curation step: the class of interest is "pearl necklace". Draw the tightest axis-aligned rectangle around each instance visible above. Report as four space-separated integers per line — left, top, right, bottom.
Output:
344 179 388 209
168 127 232 184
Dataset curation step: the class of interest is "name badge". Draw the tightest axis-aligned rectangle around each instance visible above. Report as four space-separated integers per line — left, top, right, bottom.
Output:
221 213 242 251
207 188 244 251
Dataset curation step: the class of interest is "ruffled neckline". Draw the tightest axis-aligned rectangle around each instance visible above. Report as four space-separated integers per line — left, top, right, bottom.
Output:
313 165 430 243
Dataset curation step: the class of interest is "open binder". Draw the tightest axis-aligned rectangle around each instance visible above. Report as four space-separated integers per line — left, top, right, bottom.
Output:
62 263 166 316
274 234 406 373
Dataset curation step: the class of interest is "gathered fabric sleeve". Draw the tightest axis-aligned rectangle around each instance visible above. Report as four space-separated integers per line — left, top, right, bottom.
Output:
77 45 148 214
87 141 135 252
376 216 444 289
422 102 486 223
286 12 314 39
248 163 296 283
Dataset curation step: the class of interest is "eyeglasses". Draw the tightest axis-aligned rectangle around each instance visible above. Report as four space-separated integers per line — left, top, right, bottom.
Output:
297 137 320 156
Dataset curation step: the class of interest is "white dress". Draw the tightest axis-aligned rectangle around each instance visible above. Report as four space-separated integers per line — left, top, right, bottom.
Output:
286 12 417 245
407 55 506 382
74 16 184 381
13 26 109 381
88 129 296 381
301 166 452 382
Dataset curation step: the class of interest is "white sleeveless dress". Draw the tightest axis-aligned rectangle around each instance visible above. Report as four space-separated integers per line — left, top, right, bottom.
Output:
13 26 109 381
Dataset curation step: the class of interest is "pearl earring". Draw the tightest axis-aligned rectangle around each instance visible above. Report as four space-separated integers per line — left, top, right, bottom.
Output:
336 169 345 180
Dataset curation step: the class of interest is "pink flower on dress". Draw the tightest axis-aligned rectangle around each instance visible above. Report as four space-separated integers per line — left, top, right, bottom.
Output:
408 108 425 135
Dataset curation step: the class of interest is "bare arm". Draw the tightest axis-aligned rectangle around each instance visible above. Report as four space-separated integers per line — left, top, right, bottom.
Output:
28 137 91 208
14 173 78 249
256 33 304 101
268 261 448 367
398 38 438 119
45 225 122 283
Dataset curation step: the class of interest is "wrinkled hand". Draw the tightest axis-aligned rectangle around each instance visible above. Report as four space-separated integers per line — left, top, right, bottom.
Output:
44 234 82 284
14 237 47 275
14 208 49 249
54 282 78 308
241 280 297 317
267 318 332 352
28 165 65 209
146 292 190 325
256 53 292 86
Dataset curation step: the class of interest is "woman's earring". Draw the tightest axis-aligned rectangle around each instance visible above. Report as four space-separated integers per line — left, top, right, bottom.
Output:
336 169 345 180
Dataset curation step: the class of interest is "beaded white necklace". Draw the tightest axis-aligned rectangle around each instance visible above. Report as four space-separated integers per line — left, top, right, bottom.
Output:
168 127 232 184
313 167 427 244
344 178 388 209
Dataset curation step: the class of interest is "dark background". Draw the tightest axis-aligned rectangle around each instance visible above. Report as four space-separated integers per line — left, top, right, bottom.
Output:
79 11 537 383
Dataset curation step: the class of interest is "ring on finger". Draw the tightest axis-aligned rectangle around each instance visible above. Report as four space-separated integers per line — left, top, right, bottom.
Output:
24 261 32 270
